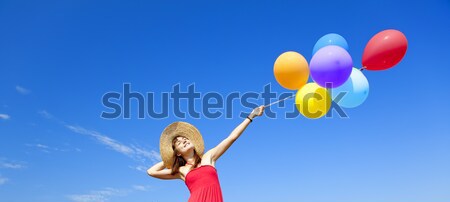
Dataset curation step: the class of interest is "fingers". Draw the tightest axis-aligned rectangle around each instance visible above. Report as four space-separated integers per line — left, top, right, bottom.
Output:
252 106 265 117
258 106 264 116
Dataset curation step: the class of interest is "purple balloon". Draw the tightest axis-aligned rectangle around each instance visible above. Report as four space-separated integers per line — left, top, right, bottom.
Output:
310 45 353 88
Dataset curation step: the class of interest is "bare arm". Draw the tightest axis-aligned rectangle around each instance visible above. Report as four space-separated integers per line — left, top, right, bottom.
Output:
209 106 264 162
147 161 180 180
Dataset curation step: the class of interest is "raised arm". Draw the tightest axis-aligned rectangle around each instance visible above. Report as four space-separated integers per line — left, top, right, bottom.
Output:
208 106 264 162
147 161 180 180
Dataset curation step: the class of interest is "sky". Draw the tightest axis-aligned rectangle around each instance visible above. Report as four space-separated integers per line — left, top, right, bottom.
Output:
1 0 450 202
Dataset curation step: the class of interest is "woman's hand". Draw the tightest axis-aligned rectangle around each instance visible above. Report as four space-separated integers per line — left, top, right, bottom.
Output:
248 105 265 120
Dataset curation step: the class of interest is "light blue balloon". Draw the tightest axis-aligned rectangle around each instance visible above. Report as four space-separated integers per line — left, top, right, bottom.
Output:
331 67 369 108
312 33 349 55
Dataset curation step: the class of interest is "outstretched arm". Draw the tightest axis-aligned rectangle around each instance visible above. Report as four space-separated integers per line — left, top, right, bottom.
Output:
147 161 180 180
208 106 264 162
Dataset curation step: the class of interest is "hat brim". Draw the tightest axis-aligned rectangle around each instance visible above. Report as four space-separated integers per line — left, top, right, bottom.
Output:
159 122 204 169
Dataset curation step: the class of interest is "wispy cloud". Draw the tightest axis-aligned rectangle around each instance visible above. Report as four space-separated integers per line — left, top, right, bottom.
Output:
0 114 10 120
36 144 49 149
25 143 80 153
65 125 160 163
67 185 151 202
129 165 148 173
0 158 26 169
37 110 68 127
38 110 54 120
1 162 25 169
0 158 25 186
131 145 161 162
0 176 8 185
15 85 31 95
25 143 51 153
66 125 135 156
38 110 160 172
132 185 152 192
67 188 128 202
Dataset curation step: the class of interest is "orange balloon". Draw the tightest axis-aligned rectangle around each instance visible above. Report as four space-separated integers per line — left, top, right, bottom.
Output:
273 51 309 90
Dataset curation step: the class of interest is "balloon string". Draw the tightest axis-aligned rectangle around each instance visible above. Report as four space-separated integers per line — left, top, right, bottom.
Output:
264 95 295 108
359 66 367 71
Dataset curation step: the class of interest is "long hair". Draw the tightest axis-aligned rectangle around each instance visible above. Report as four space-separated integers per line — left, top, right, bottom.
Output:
170 136 202 175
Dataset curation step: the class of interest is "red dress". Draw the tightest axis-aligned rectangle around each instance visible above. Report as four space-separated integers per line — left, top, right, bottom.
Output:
185 165 224 202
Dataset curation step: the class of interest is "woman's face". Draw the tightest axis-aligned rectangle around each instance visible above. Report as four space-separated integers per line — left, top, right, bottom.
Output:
173 136 194 156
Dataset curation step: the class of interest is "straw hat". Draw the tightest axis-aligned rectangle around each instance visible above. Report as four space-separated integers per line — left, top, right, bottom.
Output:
159 121 204 169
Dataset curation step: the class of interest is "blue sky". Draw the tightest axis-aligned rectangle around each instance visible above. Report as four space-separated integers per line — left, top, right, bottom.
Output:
1 0 449 202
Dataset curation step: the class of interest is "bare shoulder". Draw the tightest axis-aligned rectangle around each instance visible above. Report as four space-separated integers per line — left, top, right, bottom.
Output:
179 166 189 180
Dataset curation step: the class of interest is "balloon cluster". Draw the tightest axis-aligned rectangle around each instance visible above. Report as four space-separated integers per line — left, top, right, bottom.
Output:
273 29 408 119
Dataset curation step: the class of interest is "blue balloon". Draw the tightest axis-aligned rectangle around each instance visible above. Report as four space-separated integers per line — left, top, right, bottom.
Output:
312 33 349 55
331 67 369 108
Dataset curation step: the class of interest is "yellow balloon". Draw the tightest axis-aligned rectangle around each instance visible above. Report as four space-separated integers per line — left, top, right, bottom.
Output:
295 83 331 119
273 51 309 90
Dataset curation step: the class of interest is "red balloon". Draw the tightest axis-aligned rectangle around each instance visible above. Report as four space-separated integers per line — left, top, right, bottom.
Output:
362 29 408 70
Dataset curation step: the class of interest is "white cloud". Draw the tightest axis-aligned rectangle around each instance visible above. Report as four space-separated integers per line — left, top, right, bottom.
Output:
36 144 49 149
66 125 135 156
65 125 160 163
0 158 26 169
0 176 8 185
130 165 148 173
37 110 67 126
132 185 152 192
15 86 30 95
131 145 161 162
1 163 25 169
39 110 160 171
67 188 128 202
67 185 151 202
38 110 54 119
67 194 106 202
25 143 77 153
0 114 10 120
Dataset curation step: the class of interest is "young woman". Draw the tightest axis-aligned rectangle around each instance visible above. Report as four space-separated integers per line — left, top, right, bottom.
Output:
147 106 265 202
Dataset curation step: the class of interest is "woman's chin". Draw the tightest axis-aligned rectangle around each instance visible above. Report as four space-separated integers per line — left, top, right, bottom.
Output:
187 146 195 151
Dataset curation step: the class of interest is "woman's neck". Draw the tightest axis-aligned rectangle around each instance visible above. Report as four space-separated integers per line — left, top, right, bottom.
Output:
185 157 196 166
182 151 196 165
